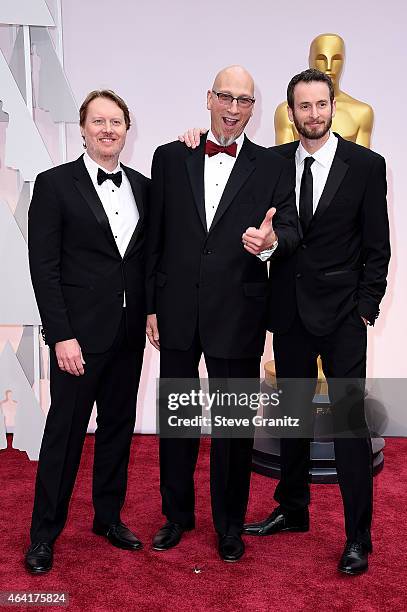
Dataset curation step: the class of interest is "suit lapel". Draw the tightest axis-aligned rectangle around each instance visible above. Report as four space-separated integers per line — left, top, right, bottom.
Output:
121 164 144 259
309 135 349 229
209 136 256 233
185 140 207 232
73 155 121 256
276 135 350 236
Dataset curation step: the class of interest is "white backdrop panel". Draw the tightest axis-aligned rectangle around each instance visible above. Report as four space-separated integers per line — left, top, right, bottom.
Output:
0 0 54 27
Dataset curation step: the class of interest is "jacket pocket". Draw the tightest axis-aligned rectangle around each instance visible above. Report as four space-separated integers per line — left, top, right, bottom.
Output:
323 269 354 277
243 282 269 297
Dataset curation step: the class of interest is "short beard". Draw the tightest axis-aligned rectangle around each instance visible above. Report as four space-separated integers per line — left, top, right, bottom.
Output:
293 113 332 140
217 134 236 146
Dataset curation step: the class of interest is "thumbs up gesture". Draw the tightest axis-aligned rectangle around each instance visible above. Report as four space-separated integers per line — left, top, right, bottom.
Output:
242 207 277 255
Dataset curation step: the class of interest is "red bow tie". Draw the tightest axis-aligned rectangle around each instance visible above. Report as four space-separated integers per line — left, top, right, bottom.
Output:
205 140 237 158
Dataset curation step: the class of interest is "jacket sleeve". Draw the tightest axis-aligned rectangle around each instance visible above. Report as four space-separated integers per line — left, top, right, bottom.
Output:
269 157 300 258
357 155 391 323
145 146 165 314
28 172 75 345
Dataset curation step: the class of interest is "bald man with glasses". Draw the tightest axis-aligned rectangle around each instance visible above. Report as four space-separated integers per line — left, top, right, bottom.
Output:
146 65 298 562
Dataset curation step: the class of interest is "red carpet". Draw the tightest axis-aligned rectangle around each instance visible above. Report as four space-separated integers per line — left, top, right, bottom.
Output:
0 435 406 611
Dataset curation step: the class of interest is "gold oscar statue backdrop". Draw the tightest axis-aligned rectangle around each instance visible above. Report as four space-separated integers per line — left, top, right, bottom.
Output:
274 33 374 148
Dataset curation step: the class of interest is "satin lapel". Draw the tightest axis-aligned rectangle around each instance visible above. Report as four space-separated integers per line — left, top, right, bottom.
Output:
310 152 349 228
209 138 256 233
73 156 120 255
185 140 207 232
122 164 144 258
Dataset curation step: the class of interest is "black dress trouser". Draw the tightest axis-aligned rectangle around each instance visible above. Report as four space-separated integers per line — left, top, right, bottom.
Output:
273 308 373 550
30 312 144 544
159 328 260 536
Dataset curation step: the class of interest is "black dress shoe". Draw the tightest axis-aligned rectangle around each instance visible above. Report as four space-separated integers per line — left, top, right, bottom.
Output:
93 521 143 550
218 535 245 562
25 542 53 574
338 541 369 575
243 506 309 535
152 521 191 551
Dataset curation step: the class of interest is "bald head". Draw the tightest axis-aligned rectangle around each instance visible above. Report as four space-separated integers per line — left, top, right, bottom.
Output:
212 65 255 98
207 64 255 146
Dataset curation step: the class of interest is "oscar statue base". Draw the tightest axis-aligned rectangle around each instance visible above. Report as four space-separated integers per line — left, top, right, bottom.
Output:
252 361 385 484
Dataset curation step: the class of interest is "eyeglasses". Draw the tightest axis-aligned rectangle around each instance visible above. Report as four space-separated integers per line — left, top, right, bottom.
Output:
212 90 255 109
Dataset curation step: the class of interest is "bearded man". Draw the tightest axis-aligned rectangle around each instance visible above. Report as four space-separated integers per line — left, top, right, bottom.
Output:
242 68 390 575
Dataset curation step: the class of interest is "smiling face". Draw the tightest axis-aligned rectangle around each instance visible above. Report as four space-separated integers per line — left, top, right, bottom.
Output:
289 80 336 142
207 66 255 146
80 97 127 169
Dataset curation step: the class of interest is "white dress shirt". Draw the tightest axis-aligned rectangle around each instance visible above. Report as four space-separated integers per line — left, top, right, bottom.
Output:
258 131 338 261
295 131 338 214
204 130 244 229
83 153 139 306
83 152 139 258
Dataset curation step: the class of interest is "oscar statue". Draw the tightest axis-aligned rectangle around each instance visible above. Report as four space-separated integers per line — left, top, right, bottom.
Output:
274 33 374 147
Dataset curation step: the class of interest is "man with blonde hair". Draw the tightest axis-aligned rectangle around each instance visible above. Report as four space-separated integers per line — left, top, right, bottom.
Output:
25 90 149 573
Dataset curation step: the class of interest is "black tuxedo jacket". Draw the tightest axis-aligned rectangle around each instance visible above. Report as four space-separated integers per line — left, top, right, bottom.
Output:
146 135 299 359
268 134 391 336
28 155 150 353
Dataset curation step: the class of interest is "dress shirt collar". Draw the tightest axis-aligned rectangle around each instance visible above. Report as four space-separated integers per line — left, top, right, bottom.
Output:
83 151 121 183
206 129 245 157
296 131 338 168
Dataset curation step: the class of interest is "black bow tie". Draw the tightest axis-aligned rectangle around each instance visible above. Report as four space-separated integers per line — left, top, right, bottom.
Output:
97 168 122 188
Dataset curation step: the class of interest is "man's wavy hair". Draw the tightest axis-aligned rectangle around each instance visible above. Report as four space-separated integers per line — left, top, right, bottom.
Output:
287 69 334 109
79 89 131 130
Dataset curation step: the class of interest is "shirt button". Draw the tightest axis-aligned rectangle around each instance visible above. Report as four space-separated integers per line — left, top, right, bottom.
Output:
296 272 302 279
116 212 119 215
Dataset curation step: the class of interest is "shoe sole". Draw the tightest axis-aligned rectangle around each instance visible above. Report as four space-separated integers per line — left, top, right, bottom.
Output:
338 566 368 576
221 552 245 563
243 526 309 536
151 539 182 551
92 529 143 550
25 564 52 574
